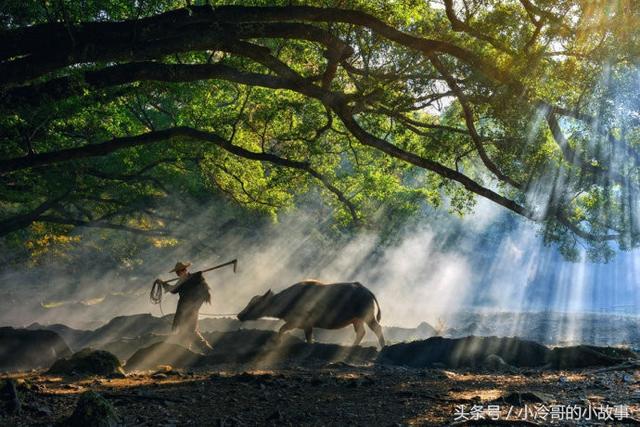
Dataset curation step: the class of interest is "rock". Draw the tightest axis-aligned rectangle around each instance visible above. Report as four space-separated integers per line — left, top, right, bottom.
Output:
99 333 166 360
199 329 377 366
523 391 552 403
125 342 201 371
26 323 92 351
266 408 283 421
378 336 638 370
0 327 72 371
546 345 635 369
25 402 52 417
0 379 21 415
63 383 82 390
84 314 172 348
495 391 552 406
482 354 516 372
309 376 324 386
83 327 380 369
106 371 126 379
217 416 243 426
377 336 550 368
68 391 119 427
48 348 124 376
325 361 356 369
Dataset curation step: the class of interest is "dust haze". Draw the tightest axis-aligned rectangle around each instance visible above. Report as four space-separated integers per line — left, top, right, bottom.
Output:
2 195 640 346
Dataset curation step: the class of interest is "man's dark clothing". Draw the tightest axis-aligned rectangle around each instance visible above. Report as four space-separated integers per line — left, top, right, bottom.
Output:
166 272 212 351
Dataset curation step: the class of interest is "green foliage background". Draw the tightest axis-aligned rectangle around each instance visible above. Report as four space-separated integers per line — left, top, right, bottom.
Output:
1 0 639 269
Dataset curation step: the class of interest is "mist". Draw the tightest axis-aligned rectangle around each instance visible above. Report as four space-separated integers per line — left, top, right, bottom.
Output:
3 193 640 347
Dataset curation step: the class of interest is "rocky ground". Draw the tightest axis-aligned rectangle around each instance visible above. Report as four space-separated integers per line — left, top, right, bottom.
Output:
3 361 640 426
4 314 640 425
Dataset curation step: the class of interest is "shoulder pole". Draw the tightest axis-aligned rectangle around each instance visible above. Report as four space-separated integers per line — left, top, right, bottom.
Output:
162 258 238 283
150 259 238 314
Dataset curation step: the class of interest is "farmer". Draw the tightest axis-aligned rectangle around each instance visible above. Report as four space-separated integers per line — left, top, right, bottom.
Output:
155 261 213 352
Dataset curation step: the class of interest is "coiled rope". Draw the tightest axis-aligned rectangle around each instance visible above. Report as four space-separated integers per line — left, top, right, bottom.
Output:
150 279 236 318
150 279 165 315
150 260 237 316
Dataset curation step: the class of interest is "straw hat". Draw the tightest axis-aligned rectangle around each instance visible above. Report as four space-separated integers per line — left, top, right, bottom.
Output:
169 261 191 273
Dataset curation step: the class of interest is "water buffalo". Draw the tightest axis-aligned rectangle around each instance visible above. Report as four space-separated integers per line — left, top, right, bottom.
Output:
237 280 385 347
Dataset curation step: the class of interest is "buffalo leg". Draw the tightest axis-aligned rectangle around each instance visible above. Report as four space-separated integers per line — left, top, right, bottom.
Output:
278 322 295 341
353 320 365 346
366 318 385 348
304 327 313 343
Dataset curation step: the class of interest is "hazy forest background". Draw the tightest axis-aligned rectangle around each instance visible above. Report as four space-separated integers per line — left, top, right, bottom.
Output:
2 0 640 334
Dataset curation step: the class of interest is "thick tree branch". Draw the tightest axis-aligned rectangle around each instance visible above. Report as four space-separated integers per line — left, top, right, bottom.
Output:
443 0 515 54
0 126 358 223
3 62 300 107
0 20 352 87
0 4 629 245
537 101 640 167
330 103 536 221
0 192 70 237
36 215 167 236
555 212 618 242
0 6 514 88
544 111 627 186
430 55 522 189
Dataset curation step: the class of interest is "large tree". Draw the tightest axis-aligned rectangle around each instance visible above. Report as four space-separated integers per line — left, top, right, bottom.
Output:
1 0 639 262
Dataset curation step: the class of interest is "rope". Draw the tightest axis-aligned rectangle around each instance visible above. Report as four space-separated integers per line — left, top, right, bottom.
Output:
150 259 237 317
151 279 235 318
150 279 164 316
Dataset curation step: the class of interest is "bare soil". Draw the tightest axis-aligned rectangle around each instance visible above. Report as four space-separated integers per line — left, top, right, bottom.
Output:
3 362 640 426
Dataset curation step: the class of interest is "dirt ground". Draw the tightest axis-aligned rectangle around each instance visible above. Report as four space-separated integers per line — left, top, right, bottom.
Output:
3 362 640 426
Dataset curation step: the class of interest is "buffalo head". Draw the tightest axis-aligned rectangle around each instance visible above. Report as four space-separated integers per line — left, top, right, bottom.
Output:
237 289 274 321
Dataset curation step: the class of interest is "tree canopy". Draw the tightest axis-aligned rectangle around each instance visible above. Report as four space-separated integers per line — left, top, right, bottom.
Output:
1 0 639 263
